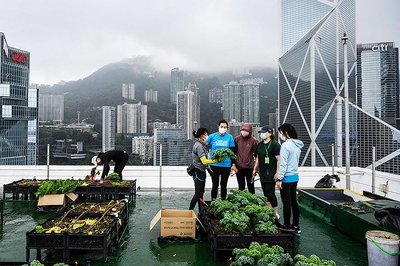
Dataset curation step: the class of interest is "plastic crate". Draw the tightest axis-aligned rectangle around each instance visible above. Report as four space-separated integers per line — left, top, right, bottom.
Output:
77 180 136 202
3 179 41 200
26 217 118 262
200 204 296 260
0 199 4 226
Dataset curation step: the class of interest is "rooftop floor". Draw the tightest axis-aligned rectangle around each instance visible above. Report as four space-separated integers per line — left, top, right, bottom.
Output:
0 188 367 266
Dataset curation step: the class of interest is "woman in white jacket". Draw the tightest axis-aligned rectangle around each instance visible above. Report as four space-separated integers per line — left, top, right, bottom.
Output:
276 123 304 234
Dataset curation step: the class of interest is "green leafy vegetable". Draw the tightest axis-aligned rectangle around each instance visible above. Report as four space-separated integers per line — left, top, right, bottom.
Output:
211 148 237 161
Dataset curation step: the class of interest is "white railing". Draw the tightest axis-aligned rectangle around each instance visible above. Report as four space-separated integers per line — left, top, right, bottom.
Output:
0 165 399 201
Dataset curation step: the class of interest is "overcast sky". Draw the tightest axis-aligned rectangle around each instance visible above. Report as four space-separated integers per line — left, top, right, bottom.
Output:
1 0 399 85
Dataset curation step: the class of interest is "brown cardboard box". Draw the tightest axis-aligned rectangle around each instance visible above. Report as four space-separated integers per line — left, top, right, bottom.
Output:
37 192 78 207
149 209 203 239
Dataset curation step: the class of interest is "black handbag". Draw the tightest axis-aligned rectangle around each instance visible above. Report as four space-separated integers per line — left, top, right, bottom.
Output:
187 163 196 176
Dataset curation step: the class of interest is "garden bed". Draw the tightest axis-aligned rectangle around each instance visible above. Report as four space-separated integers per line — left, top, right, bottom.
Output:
3 179 43 200
75 180 137 202
3 179 137 202
200 208 296 260
26 200 129 262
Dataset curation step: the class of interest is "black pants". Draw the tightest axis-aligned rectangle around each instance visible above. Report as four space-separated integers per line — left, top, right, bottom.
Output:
189 169 206 210
261 182 278 207
280 181 300 227
236 167 255 194
114 152 129 179
210 166 230 200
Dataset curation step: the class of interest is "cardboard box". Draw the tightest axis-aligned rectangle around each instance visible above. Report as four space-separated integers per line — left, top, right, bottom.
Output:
37 192 78 207
150 209 203 239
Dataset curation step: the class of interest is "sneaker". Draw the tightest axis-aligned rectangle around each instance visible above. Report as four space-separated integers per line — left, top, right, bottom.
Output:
275 220 294 232
291 225 301 235
275 213 280 220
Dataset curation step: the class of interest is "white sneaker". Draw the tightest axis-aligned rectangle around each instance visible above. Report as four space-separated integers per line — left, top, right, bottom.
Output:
275 213 280 220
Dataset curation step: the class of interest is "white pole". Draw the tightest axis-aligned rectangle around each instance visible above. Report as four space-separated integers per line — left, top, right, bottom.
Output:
159 143 162 195
372 146 376 194
332 144 335 175
46 144 50 180
310 39 316 166
343 33 351 189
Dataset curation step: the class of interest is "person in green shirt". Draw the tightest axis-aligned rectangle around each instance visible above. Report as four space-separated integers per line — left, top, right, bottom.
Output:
253 126 281 219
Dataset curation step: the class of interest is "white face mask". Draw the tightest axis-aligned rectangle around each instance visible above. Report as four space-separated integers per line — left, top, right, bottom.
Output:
279 133 287 141
260 133 267 140
219 127 227 134
241 130 249 137
204 135 209 142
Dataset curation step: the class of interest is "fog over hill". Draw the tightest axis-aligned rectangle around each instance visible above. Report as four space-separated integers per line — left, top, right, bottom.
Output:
39 56 278 132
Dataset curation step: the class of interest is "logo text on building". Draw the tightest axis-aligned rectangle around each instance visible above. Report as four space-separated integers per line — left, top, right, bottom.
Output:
11 52 27 64
372 44 389 52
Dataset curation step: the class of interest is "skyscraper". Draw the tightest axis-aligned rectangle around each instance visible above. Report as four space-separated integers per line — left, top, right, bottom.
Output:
223 79 260 124
279 0 356 166
177 83 200 139
0 33 38 165
170 67 184 104
102 106 115 152
209 87 223 104
357 42 399 129
144 89 158 103
132 135 153 164
39 94 64 123
117 102 147 134
122 83 135 100
153 126 192 166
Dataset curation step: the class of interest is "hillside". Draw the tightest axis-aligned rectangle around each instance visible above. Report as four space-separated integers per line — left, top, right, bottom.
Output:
39 56 278 132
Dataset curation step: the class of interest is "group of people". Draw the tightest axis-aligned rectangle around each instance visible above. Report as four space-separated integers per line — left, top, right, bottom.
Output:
190 120 304 233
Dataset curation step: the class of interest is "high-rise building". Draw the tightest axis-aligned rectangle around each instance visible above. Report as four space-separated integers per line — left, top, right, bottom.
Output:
170 68 184 104
38 94 64 123
223 79 260 124
209 87 223 104
357 42 399 129
153 126 192 166
0 33 38 165
102 106 115 152
122 83 135 100
144 89 158 103
117 102 147 134
279 0 356 166
177 83 200 139
132 135 153 164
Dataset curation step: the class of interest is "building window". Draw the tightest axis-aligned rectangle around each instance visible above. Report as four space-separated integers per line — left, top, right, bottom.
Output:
0 84 10 96
2 105 12 118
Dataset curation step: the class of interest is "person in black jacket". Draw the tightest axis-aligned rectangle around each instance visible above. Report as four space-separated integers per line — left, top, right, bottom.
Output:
92 150 129 180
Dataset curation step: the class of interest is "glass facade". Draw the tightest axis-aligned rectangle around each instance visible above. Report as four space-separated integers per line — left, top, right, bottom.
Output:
281 0 333 54
357 42 399 129
279 0 356 166
153 127 192 166
38 94 64 123
0 33 38 165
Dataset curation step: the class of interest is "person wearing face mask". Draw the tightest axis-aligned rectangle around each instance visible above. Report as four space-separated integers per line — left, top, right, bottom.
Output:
231 123 258 194
276 123 304 234
206 120 235 200
189 128 220 210
253 126 281 219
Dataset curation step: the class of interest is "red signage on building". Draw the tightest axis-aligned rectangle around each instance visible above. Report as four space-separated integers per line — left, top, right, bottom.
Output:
11 52 27 64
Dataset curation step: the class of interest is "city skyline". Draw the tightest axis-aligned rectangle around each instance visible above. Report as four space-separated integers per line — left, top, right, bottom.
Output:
0 0 399 85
